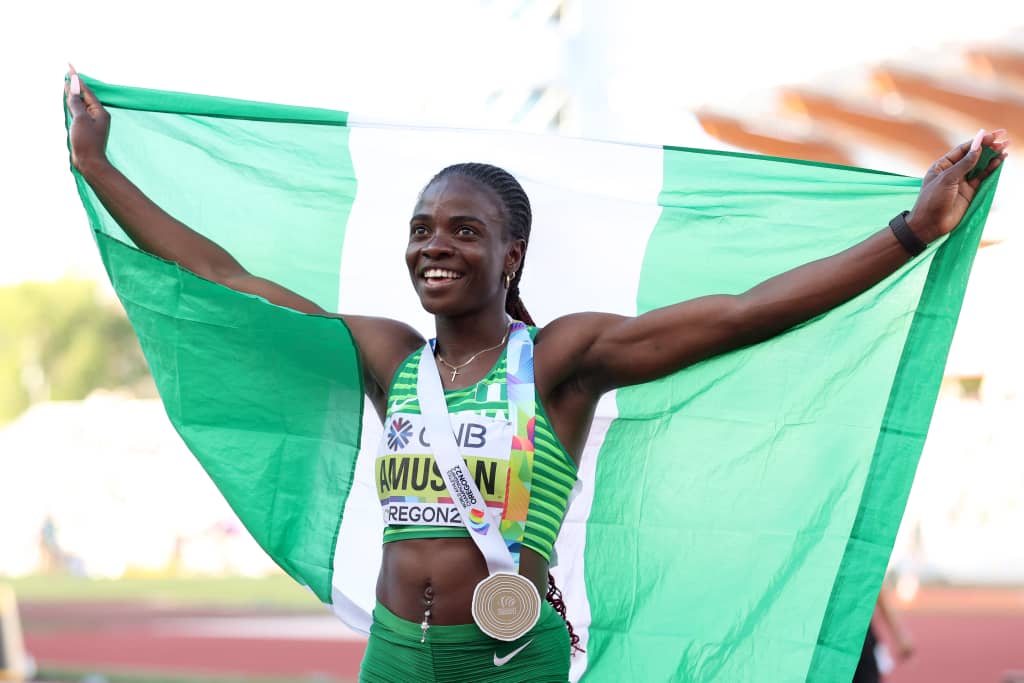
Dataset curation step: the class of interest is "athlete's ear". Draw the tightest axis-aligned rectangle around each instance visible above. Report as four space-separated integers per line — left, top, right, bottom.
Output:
504 239 525 277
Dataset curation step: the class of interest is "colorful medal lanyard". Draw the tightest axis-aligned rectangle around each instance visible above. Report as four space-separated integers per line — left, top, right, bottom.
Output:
417 321 536 574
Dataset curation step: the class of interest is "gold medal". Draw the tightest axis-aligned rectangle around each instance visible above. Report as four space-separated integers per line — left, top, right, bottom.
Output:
471 572 541 641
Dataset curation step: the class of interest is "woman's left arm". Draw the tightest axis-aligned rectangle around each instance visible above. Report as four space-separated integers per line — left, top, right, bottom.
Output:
555 130 1009 394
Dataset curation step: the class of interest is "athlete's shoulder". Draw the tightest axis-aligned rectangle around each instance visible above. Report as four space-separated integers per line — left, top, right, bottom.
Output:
343 315 425 397
531 312 629 394
534 312 626 353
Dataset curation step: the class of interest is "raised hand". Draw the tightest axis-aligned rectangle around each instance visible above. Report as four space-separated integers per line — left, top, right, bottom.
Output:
907 129 1009 244
65 64 111 175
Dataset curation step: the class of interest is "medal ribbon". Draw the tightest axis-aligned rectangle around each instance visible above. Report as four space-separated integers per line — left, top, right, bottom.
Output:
417 321 536 575
499 321 536 571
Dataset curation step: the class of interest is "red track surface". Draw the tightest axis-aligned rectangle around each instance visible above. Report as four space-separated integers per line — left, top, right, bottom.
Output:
886 588 1024 683
20 589 1024 682
23 603 366 680
890 613 1024 683
28 630 365 680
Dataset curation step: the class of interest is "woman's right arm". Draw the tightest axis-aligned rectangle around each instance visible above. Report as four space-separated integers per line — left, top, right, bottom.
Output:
66 71 423 416
68 72 321 314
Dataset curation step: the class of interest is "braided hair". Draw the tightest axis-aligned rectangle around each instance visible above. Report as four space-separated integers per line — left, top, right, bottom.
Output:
425 163 535 325
424 163 583 655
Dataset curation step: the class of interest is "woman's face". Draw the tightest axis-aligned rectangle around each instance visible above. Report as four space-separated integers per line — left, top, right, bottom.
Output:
406 175 522 317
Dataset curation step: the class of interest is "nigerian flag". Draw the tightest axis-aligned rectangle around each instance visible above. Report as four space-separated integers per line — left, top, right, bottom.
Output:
66 75 999 682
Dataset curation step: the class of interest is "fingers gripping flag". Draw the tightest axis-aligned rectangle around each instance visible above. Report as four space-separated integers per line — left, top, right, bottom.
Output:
66 75 1000 682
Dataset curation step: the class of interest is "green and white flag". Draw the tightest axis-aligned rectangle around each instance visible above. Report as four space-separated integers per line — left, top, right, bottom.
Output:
66 76 1000 682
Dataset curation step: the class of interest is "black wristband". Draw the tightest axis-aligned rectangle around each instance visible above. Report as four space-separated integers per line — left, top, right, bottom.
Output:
889 210 927 257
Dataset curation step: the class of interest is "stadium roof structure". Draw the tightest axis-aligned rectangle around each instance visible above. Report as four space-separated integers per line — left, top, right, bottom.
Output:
695 35 1024 384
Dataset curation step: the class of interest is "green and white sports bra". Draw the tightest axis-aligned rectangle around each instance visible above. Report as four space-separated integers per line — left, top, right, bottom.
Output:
375 327 578 562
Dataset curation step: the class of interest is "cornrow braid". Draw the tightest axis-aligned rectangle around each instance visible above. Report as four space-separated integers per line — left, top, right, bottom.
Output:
547 572 585 656
427 163 534 325
506 281 535 326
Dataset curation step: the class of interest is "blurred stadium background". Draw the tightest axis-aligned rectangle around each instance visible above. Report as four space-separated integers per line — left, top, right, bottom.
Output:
2 1 1023 681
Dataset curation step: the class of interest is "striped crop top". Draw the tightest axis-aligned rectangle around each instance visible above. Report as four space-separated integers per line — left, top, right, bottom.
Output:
375 328 578 562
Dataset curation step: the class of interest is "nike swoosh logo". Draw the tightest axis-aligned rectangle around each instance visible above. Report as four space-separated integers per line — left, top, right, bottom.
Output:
390 397 418 413
493 638 533 667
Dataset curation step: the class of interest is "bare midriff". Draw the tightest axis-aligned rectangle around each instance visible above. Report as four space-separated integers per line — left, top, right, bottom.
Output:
377 538 549 624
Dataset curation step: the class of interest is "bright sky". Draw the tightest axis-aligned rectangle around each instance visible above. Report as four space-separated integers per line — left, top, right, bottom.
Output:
4 0 1023 284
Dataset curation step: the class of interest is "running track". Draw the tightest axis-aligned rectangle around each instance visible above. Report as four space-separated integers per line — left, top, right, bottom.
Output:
21 588 1024 682
23 602 365 681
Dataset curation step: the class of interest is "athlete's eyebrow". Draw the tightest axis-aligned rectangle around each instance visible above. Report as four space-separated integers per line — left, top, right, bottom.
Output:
447 215 487 225
409 214 488 225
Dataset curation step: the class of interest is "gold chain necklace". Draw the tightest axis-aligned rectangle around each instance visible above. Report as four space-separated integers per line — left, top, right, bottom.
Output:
435 323 511 383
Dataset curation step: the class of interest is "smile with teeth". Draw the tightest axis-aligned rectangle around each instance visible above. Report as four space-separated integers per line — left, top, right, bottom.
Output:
422 268 464 282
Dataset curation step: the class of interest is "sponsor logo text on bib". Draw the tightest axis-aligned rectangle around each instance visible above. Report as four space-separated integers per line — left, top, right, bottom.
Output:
376 412 513 528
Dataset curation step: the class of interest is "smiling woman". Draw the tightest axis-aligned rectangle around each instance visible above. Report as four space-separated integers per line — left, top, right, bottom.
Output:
376 163 585 674
64 69 1007 683
409 164 535 327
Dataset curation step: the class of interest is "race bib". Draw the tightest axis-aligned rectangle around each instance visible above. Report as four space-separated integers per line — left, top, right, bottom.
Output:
376 412 513 526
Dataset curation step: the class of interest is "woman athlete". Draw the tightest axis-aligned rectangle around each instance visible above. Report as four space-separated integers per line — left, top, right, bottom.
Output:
66 69 1007 682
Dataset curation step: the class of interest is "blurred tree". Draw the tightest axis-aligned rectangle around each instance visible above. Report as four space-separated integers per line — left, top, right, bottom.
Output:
0 278 155 424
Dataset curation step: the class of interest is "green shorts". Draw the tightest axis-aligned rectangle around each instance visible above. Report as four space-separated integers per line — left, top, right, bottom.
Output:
359 600 570 683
